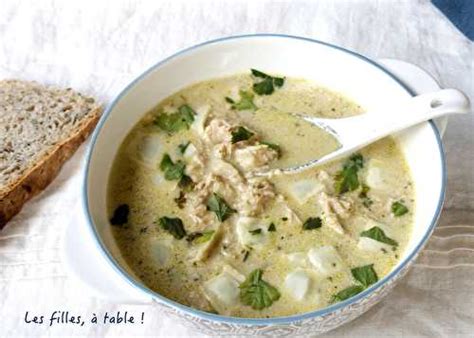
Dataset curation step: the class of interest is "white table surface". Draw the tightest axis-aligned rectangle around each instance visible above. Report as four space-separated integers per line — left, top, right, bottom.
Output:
0 1 473 337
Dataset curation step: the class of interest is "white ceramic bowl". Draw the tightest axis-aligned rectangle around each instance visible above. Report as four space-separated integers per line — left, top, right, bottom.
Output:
82 35 445 336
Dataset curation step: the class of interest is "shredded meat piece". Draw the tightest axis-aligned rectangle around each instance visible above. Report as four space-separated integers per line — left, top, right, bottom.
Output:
237 178 276 216
233 145 279 171
203 119 233 144
318 192 353 234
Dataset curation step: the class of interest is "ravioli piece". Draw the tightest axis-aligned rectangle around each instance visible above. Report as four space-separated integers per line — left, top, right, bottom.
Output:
288 179 324 204
235 216 268 248
284 270 311 301
308 246 346 277
202 266 245 314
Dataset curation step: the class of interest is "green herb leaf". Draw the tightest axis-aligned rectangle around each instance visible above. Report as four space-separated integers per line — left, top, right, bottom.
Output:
334 153 364 194
302 217 322 230
249 228 262 235
206 193 236 222
260 141 282 158
253 77 274 95
250 69 285 95
154 104 195 133
225 97 235 104
243 250 250 262
250 69 269 78
159 216 187 239
360 226 398 246
391 201 409 217
178 141 190 154
231 126 255 143
178 174 194 192
239 269 281 310
186 230 215 244
160 154 186 180
268 223 276 232
228 90 257 111
110 204 129 226
331 285 364 303
351 264 378 288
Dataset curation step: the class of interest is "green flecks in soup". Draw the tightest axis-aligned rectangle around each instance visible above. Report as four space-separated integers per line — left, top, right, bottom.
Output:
107 72 414 318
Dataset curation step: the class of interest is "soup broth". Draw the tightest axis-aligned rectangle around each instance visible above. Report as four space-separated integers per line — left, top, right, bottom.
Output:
108 71 414 318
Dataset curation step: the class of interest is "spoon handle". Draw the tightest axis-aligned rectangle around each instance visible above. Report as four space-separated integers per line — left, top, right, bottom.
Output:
306 89 470 150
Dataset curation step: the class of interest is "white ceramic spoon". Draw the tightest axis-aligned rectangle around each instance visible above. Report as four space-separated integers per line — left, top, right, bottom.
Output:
258 88 470 176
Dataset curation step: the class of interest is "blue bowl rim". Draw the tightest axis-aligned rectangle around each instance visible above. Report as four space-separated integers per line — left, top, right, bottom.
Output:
82 33 446 326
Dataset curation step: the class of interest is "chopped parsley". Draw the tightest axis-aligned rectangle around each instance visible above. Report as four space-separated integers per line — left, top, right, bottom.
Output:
231 126 255 143
268 223 276 232
239 269 281 310
250 69 285 95
331 285 364 303
226 90 257 111
154 104 195 134
110 204 129 226
178 141 190 154
178 174 194 192
391 201 409 217
159 216 187 239
351 264 378 288
334 153 364 194
249 228 262 235
260 141 282 158
360 226 398 246
302 217 322 230
243 250 250 262
186 230 215 244
206 193 236 222
160 154 186 181
359 184 373 208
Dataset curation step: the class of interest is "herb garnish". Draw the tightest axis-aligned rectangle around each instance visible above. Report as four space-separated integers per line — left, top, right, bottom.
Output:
231 126 255 143
159 216 187 239
360 226 398 246
206 193 236 222
186 230 215 244
243 250 250 262
239 269 281 310
302 217 322 230
351 264 378 288
178 141 190 154
160 154 186 181
268 223 276 232
359 184 373 208
110 204 129 226
331 285 364 302
334 153 364 194
250 69 285 95
226 90 257 111
154 104 195 134
249 228 262 235
391 201 409 217
260 141 282 158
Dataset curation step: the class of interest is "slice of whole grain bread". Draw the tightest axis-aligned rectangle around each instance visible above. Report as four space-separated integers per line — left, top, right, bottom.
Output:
0 80 102 228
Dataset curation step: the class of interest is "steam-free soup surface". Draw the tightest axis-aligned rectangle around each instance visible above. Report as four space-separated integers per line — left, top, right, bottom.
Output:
108 71 414 318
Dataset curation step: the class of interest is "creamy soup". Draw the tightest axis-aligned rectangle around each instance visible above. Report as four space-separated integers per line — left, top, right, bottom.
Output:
108 70 414 318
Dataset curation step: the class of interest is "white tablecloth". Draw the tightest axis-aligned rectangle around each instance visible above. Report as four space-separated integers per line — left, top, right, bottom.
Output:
1 1 473 337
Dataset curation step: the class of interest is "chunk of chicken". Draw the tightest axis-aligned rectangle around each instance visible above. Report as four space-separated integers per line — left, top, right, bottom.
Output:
237 178 276 216
204 119 233 144
233 144 279 171
318 192 353 234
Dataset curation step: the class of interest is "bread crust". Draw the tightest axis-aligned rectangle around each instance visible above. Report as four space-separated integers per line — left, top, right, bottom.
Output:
0 106 101 228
